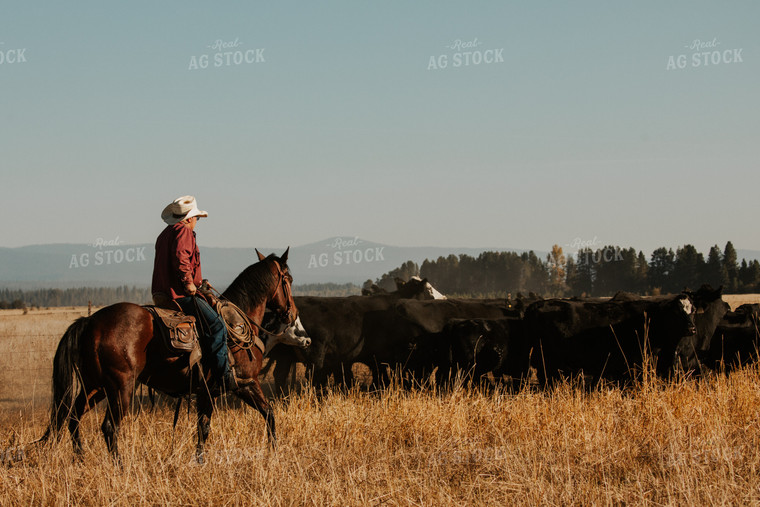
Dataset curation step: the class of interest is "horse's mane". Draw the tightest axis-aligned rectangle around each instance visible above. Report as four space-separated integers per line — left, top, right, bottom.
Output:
222 254 285 313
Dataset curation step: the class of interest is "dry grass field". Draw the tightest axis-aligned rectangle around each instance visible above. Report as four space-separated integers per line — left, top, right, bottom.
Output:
722 294 760 311
1 300 760 505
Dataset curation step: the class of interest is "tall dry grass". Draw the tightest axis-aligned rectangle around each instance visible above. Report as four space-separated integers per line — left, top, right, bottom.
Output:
1 306 760 505
1 370 759 505
0 308 91 413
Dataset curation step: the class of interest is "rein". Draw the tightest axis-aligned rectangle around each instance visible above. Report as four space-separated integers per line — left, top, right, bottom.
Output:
205 260 295 344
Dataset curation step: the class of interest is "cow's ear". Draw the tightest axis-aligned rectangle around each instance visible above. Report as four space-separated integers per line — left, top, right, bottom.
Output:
281 247 289 264
256 249 266 261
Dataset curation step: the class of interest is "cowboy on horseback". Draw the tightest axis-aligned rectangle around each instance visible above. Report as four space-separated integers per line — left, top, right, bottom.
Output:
151 195 238 392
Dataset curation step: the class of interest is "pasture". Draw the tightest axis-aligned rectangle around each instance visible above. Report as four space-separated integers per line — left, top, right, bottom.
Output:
2 303 760 504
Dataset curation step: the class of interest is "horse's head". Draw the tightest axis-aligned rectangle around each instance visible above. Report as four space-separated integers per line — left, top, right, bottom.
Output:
256 247 298 333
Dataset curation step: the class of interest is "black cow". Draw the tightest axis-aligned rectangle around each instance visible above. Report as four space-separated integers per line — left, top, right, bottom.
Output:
525 293 697 387
446 296 528 319
702 303 760 373
673 285 728 374
607 286 727 375
358 299 512 386
263 278 446 392
404 317 529 390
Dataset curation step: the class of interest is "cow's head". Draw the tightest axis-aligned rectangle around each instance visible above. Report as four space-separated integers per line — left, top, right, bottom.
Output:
684 285 728 350
674 294 697 337
262 314 311 356
399 276 447 300
673 285 728 375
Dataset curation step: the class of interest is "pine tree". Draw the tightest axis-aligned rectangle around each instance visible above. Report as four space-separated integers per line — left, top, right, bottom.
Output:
636 251 649 294
546 245 567 297
723 241 739 292
572 248 594 296
703 245 724 288
649 247 675 293
673 245 704 291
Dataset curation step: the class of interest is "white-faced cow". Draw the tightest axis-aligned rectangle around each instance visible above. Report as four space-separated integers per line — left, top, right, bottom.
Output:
673 285 728 374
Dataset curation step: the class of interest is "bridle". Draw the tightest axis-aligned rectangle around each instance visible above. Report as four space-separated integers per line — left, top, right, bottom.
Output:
202 257 296 343
267 259 295 329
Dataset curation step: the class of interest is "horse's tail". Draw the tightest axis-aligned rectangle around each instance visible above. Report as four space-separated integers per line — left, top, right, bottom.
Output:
37 316 89 443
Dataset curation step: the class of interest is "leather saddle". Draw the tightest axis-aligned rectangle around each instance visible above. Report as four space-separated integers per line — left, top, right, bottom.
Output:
145 296 202 368
147 292 265 379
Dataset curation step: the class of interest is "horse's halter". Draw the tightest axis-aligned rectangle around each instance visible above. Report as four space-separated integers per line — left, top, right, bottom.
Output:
267 260 295 328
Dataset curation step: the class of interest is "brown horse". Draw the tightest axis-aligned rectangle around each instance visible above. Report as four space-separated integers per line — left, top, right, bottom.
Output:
39 249 297 463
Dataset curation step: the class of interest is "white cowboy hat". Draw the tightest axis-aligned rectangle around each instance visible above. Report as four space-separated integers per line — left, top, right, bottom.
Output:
161 195 209 225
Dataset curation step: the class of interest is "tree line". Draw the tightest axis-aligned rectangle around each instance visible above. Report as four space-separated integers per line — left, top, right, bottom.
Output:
293 283 362 297
0 283 366 309
2 241 757 306
371 241 760 298
0 286 152 309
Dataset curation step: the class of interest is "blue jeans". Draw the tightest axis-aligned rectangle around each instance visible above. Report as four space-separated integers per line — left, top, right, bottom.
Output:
176 296 229 378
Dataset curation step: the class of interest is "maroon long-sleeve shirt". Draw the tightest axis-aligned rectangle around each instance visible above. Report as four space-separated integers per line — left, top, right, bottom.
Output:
151 223 202 300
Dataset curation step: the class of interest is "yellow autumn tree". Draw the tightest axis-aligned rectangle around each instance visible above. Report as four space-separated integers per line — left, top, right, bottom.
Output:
546 244 567 296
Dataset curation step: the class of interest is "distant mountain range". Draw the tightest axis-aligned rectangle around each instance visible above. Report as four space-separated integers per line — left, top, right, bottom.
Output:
0 237 533 289
1 238 758 289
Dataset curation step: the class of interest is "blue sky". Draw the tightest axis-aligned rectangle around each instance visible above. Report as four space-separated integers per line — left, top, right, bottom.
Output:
2 1 758 255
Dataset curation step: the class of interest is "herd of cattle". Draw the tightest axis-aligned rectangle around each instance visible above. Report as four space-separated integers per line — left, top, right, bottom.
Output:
264 277 760 391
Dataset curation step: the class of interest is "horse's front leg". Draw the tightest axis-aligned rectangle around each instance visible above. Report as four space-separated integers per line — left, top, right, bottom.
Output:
235 382 276 449
195 393 214 464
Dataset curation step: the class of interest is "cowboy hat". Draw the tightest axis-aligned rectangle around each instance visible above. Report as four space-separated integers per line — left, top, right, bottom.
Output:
161 195 209 225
